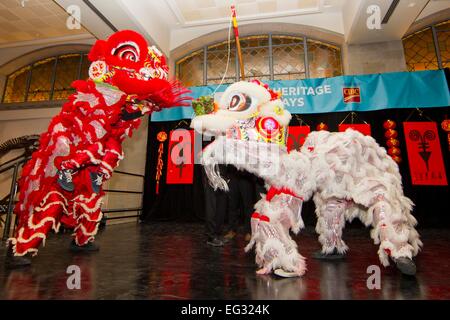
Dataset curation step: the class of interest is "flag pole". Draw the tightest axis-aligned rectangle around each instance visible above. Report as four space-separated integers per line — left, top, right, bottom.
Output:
231 5 245 80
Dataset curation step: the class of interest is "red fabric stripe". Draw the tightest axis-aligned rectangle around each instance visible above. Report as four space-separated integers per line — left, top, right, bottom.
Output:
265 186 302 201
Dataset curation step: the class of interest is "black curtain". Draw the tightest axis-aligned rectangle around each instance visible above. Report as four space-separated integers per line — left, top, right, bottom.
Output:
141 72 450 228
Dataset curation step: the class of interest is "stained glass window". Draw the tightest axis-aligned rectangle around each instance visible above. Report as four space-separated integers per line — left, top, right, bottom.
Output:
176 34 343 86
2 66 31 103
403 27 439 71
272 36 306 80
2 53 86 104
27 57 56 102
307 39 342 78
241 35 270 81
53 54 80 100
80 54 90 80
207 40 236 84
176 49 204 87
436 20 450 69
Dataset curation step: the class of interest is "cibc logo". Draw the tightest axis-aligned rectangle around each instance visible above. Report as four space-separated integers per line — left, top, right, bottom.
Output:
343 87 361 103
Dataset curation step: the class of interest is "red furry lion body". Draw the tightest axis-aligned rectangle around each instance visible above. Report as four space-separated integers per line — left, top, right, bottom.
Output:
9 30 188 256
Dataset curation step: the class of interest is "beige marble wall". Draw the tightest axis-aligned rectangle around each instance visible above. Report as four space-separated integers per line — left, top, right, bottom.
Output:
342 40 407 75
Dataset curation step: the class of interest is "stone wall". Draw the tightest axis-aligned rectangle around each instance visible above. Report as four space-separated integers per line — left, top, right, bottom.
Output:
342 40 407 75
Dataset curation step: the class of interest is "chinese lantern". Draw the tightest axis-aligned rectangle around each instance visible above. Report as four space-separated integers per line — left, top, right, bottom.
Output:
155 131 167 194
383 120 402 164
316 122 328 131
383 119 396 130
390 155 402 164
386 138 400 148
441 119 450 151
387 147 401 156
384 129 398 139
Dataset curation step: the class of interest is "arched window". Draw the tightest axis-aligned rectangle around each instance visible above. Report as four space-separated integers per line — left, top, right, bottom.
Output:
2 53 89 104
402 19 449 71
176 34 342 87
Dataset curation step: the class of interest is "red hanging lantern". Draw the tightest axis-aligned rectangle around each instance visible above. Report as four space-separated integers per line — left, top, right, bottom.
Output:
391 155 402 164
384 129 398 139
383 119 396 130
383 120 402 163
387 147 401 156
155 131 167 194
386 138 400 148
441 119 450 151
316 122 328 131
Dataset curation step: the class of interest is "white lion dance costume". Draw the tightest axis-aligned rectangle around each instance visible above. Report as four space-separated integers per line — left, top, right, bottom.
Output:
191 80 421 277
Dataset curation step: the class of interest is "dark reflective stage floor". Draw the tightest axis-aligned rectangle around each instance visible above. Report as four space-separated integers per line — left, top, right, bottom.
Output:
0 223 449 300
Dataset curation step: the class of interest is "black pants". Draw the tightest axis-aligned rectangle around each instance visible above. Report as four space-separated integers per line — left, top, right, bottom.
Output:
227 168 256 233
202 166 227 239
255 177 266 202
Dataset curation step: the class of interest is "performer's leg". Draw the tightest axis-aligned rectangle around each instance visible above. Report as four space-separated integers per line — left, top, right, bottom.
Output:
202 168 222 246
215 183 227 238
314 194 348 259
60 142 103 171
368 189 421 275
249 197 306 277
251 177 266 243
86 138 124 194
226 168 240 237
71 192 103 251
97 138 124 180
258 220 306 277
238 172 256 236
7 191 66 265
58 142 105 192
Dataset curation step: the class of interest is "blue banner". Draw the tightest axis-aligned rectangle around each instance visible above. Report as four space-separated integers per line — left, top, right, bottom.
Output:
151 70 450 122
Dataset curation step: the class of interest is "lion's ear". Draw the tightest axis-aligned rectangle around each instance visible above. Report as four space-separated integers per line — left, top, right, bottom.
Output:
88 40 107 62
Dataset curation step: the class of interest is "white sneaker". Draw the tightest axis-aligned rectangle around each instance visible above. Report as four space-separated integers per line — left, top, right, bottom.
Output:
274 268 299 278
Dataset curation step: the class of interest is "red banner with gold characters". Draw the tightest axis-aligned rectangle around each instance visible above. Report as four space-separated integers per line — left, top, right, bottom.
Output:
403 122 448 186
338 123 371 136
287 126 310 152
166 129 194 184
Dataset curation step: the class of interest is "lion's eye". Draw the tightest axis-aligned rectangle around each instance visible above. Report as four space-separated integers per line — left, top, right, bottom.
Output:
123 51 136 61
112 42 140 63
228 93 253 112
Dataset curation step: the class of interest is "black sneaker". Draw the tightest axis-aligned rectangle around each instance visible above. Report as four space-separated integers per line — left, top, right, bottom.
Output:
57 169 74 192
312 248 346 260
5 246 31 268
90 172 104 194
394 257 416 276
206 237 224 247
70 240 100 252
5 256 32 268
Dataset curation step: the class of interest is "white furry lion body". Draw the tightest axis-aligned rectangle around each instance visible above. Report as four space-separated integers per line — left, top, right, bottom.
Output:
202 129 422 273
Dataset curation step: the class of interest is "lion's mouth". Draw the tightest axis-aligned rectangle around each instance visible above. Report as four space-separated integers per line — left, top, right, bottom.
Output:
112 66 152 81
190 113 237 137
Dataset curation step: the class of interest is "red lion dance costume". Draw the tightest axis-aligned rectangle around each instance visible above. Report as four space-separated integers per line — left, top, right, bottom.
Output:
6 30 188 266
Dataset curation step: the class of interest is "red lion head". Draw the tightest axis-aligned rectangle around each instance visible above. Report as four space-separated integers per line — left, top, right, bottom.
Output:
87 30 188 108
